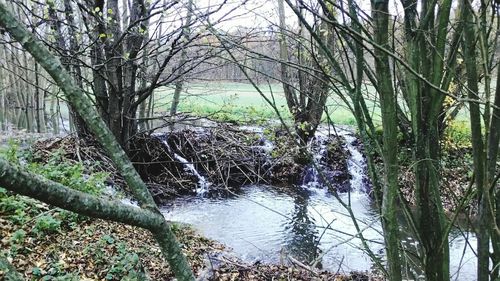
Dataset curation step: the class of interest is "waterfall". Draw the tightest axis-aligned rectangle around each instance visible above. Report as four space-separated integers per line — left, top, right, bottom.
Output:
302 128 367 193
301 135 328 189
338 130 367 193
161 139 211 195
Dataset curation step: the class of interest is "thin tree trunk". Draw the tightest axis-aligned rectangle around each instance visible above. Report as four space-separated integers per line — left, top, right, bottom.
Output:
372 2 402 280
463 3 490 280
63 0 91 138
489 64 500 280
34 61 42 133
170 0 193 116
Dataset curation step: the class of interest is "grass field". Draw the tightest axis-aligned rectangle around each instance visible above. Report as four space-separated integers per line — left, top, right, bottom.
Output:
2 81 474 135
153 82 373 125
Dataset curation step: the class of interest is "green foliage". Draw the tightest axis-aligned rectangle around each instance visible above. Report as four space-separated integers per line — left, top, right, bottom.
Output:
4 140 21 164
105 242 145 280
442 121 472 149
9 229 26 255
27 150 107 196
10 229 26 244
34 215 61 235
59 210 87 228
0 142 104 232
1 142 108 196
0 195 27 214
31 262 79 280
84 235 146 280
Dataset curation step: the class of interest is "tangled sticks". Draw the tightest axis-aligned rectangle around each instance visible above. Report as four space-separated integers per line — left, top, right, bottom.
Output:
31 124 351 203
129 126 272 201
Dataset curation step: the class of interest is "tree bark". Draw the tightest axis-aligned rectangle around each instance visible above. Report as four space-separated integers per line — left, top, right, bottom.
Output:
372 2 402 280
462 3 490 279
170 0 193 116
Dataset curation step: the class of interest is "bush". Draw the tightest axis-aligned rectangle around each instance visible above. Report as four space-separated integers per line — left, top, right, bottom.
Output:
442 121 472 149
34 215 61 235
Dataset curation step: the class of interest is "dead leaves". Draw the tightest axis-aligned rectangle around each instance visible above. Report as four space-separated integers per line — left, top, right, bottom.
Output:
1 195 223 280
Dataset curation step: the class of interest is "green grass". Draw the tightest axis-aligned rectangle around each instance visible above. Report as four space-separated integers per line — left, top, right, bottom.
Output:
152 82 367 125
6 81 475 131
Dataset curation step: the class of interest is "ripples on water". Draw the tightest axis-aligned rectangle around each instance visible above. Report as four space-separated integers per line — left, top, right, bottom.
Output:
161 129 478 279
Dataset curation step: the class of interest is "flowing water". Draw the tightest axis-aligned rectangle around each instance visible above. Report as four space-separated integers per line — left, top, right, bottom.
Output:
160 139 211 194
161 128 477 279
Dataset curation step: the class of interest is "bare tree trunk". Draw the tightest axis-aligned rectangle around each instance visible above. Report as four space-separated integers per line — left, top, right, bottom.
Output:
34 61 43 133
462 3 490 280
489 64 500 280
63 0 90 138
138 57 150 131
170 0 193 116
88 0 109 121
372 2 402 280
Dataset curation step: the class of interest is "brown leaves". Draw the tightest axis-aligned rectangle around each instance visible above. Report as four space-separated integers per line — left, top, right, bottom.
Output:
209 259 381 281
1 195 224 280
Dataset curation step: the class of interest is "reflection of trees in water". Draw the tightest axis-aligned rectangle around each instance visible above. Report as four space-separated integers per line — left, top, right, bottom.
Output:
283 191 322 268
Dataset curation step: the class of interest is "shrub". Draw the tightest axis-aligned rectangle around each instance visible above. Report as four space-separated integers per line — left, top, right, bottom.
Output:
34 215 61 235
442 121 472 149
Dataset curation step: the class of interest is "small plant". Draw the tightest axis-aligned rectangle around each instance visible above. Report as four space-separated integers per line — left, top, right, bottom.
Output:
32 267 44 277
106 242 145 280
2 140 21 165
442 120 472 150
0 196 27 214
102 234 115 245
34 215 61 235
9 229 26 255
10 229 26 244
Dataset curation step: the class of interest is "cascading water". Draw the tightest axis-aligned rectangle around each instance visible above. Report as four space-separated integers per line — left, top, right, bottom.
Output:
301 135 328 189
302 127 366 193
161 126 478 279
337 130 367 193
160 139 211 195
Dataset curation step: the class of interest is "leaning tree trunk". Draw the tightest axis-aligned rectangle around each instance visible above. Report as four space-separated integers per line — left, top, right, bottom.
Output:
0 4 195 280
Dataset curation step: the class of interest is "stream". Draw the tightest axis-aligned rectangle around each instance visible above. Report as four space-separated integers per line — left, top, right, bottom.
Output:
160 128 477 280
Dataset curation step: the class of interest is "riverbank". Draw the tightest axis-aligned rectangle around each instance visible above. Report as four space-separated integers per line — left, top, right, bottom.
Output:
1 120 477 279
1 191 382 280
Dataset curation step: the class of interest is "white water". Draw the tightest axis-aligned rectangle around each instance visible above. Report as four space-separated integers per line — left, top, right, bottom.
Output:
161 139 211 195
338 130 367 193
303 127 366 193
161 128 478 280
301 136 327 189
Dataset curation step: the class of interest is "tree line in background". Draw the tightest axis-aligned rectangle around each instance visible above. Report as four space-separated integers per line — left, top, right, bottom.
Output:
0 0 499 280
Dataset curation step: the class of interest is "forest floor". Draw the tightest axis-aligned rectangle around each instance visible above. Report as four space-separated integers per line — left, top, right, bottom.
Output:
0 191 381 280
